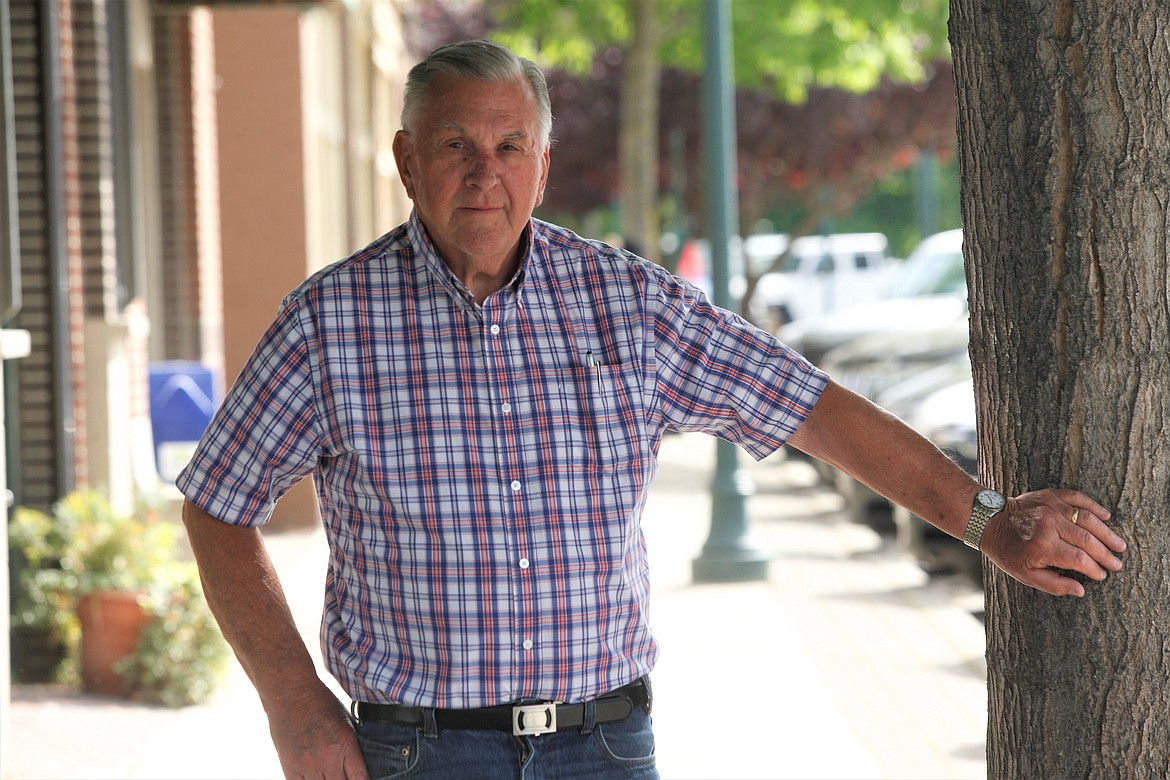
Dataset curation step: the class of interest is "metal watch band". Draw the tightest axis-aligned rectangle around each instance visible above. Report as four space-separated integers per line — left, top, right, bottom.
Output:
963 505 994 550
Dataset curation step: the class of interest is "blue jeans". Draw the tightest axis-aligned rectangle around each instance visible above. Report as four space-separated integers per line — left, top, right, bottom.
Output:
355 705 658 779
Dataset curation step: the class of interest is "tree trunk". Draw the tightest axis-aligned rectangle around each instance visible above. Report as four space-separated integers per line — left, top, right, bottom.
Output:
619 0 660 263
951 1 1170 776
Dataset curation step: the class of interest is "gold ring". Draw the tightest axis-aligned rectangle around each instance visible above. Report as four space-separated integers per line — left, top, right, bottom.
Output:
1071 508 1080 525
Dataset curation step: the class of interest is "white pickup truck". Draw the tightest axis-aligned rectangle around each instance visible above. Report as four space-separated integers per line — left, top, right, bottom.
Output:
747 232 898 329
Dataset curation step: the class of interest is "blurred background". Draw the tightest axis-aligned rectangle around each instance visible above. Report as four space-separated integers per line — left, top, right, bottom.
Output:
1 0 983 776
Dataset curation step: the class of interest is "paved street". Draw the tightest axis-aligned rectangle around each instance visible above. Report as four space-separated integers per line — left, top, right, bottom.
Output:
7 432 986 779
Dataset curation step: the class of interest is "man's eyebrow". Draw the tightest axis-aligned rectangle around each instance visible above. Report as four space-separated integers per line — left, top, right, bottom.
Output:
436 121 530 142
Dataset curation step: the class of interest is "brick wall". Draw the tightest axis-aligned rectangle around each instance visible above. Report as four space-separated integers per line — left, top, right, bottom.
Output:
10 0 68 508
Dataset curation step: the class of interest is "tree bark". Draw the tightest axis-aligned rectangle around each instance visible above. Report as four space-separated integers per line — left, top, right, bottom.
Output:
619 0 660 263
951 1 1170 776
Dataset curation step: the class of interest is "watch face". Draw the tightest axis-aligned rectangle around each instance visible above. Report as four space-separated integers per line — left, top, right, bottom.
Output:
978 489 1006 511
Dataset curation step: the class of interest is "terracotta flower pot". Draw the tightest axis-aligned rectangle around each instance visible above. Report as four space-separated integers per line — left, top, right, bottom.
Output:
76 590 153 697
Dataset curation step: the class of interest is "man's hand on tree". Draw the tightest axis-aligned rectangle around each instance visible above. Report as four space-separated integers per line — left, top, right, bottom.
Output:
981 488 1126 597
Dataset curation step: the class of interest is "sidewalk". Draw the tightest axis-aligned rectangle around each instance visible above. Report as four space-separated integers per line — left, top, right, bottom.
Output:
6 432 986 779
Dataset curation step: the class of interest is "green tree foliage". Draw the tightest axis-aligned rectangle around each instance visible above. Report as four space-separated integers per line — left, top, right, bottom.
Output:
492 0 949 102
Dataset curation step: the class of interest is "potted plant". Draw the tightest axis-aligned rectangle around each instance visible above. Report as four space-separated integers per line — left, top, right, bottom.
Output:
8 490 229 704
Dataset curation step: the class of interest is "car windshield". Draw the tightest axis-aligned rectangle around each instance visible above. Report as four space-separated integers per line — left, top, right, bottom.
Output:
885 249 966 298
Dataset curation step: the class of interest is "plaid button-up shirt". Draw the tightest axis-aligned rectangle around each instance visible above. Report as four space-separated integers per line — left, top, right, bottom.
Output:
177 213 828 709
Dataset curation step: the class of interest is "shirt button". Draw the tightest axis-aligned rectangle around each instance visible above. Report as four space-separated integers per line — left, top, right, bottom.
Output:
490 324 501 335
519 557 530 569
522 639 533 650
510 480 521 492
501 402 512 413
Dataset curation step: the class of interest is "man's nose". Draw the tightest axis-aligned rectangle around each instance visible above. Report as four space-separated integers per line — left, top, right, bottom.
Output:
465 151 500 188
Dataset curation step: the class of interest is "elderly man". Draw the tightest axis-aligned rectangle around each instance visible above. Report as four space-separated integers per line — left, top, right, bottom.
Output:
179 39 1126 779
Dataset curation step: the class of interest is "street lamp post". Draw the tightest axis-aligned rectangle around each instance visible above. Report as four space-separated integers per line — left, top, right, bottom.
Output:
692 0 769 583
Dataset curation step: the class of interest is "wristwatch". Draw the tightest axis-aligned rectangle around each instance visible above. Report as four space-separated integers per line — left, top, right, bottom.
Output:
963 488 1006 550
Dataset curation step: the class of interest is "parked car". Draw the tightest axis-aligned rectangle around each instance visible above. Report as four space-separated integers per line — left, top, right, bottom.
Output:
779 228 966 367
748 232 897 328
822 317 969 407
674 231 896 330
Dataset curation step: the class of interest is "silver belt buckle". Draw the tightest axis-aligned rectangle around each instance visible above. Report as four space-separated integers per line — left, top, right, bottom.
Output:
512 702 558 736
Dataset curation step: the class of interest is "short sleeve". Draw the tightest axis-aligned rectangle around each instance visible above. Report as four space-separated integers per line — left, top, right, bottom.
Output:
649 271 828 460
175 296 323 526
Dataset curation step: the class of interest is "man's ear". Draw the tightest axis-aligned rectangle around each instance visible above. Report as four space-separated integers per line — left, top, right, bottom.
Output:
393 130 416 199
535 145 551 208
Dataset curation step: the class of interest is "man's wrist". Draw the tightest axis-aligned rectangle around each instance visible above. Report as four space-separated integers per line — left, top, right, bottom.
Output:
964 488 1007 550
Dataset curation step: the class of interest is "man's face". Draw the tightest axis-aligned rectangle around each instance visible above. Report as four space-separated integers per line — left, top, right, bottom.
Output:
393 74 550 273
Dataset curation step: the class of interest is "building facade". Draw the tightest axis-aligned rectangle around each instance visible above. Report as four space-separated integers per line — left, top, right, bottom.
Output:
1 0 414 763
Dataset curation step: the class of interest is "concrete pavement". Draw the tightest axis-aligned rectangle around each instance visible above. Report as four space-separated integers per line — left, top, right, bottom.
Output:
6 432 986 779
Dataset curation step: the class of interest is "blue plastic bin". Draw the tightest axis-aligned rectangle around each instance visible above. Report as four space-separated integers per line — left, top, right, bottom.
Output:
148 361 221 483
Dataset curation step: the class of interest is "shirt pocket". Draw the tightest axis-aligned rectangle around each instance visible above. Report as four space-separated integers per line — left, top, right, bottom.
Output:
588 361 642 472
544 362 643 476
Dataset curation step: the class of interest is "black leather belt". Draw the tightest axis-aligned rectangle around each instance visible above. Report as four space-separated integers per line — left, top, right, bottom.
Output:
355 677 651 737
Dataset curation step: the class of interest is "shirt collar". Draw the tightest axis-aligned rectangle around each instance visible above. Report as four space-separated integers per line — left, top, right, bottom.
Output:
406 210 535 308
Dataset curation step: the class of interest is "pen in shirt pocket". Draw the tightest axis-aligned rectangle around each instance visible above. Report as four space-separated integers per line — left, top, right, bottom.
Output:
586 350 603 392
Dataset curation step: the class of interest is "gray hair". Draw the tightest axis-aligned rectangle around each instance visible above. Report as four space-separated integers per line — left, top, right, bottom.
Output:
401 39 553 147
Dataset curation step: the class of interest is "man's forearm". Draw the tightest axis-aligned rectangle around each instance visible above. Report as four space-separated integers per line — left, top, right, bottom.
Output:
788 379 980 540
787 379 1125 598
181 500 324 708
182 500 369 778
